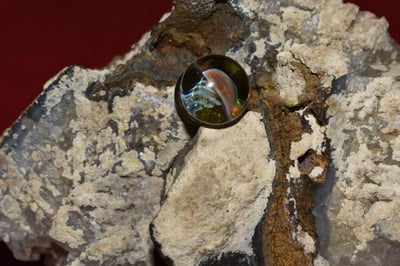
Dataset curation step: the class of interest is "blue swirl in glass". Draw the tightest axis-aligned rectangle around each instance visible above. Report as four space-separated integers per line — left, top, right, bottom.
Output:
175 55 250 128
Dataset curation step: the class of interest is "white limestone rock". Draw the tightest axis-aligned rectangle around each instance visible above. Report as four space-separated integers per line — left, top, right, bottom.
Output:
0 65 190 265
151 111 276 265
324 73 400 265
1 0 400 265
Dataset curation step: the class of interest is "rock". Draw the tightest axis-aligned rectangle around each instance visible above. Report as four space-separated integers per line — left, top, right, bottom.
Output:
0 0 399 265
319 65 400 265
0 65 190 265
151 111 276 265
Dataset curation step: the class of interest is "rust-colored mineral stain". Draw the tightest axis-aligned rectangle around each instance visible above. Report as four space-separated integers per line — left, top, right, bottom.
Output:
298 149 329 183
253 58 330 265
260 107 316 266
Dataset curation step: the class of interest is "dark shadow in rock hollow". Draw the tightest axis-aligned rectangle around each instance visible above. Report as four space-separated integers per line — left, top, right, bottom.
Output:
312 163 336 257
199 252 258 266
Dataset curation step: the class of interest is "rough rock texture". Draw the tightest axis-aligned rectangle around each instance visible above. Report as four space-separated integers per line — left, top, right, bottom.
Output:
0 0 400 265
0 65 190 265
321 61 400 265
151 111 276 265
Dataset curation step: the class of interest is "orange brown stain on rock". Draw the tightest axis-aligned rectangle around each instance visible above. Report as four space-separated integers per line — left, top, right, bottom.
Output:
253 59 330 265
261 105 315 266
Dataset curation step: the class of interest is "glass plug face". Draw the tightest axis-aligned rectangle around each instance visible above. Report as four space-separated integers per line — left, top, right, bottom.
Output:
175 55 250 128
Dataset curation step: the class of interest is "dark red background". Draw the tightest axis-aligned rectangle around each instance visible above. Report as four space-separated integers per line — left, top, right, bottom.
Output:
0 1 398 265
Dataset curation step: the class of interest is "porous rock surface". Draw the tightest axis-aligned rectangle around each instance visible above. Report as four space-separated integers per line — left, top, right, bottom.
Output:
321 60 400 265
151 111 276 265
0 0 399 265
0 66 190 265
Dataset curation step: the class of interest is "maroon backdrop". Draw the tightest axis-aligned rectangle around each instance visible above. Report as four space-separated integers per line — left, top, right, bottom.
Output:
0 1 398 265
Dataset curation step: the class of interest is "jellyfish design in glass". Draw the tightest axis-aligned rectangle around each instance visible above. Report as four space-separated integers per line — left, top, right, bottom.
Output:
175 55 250 128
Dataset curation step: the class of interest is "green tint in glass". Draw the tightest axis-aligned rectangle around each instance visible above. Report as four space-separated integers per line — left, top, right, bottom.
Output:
175 55 250 128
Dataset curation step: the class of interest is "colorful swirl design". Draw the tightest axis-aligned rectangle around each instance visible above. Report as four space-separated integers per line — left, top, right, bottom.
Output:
181 68 239 121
